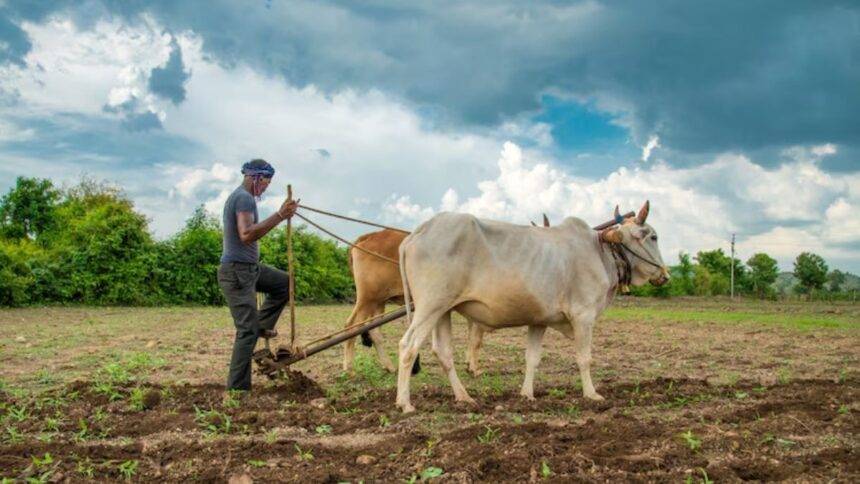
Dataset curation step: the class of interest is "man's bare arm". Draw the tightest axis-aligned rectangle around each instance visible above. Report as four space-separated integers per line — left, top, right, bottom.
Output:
236 211 283 244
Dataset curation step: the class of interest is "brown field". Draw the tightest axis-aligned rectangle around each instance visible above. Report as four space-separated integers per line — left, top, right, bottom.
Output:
1 297 858 482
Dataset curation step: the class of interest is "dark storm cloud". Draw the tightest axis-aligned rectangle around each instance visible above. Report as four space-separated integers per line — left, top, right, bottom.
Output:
148 40 189 104
3 0 859 155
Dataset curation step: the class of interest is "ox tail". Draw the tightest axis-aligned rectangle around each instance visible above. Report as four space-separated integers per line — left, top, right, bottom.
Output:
360 331 373 347
399 239 421 375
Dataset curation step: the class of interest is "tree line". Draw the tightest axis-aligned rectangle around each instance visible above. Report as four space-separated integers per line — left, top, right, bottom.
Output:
0 177 353 306
0 176 855 307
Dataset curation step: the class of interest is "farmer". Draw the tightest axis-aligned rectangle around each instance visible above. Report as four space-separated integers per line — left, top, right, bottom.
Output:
218 159 299 392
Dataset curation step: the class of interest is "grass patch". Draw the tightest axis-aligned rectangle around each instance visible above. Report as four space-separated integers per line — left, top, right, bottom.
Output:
605 307 858 331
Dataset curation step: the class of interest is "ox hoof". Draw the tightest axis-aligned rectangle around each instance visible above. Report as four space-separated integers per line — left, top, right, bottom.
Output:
399 404 416 414
469 368 483 377
455 396 477 406
585 392 604 401
519 391 535 401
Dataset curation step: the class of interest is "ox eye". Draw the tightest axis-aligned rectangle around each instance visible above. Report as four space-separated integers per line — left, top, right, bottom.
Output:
651 235 658 241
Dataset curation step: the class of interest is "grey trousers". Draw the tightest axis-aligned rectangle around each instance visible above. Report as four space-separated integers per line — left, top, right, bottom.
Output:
217 262 290 390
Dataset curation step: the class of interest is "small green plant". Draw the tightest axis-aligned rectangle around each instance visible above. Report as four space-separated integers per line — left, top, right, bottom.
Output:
193 406 232 434
547 388 566 398
734 391 748 399
7 405 29 422
35 369 56 386
4 426 23 444
680 430 702 451
477 425 500 444
43 417 60 432
76 458 95 478
564 405 580 417
776 437 796 448
92 381 123 402
117 460 138 480
511 414 524 424
541 460 552 478
760 432 775 445
838 404 849 415
685 468 713 484
294 444 314 461
315 424 332 435
32 453 53 468
128 387 145 411
379 415 391 427
777 368 792 385
247 459 266 468
222 389 242 409
265 429 279 443
421 437 440 457
420 467 444 480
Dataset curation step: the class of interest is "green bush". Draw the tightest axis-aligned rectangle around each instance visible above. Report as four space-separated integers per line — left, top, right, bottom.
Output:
260 226 354 303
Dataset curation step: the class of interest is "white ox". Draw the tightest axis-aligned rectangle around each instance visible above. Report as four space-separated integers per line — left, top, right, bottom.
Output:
395 202 669 413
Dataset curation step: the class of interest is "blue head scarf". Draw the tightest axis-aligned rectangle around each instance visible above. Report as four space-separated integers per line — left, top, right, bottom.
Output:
241 160 275 200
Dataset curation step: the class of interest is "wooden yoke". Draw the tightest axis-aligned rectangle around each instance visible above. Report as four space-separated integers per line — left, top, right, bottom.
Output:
286 185 297 350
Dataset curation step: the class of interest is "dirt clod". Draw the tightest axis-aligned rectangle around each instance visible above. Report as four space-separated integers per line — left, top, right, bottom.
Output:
142 389 161 409
356 454 377 465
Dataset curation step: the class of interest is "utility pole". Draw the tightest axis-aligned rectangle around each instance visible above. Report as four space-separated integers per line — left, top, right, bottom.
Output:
730 233 736 300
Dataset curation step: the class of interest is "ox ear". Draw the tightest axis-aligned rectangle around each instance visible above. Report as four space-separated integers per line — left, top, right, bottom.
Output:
542 213 550 227
635 200 650 225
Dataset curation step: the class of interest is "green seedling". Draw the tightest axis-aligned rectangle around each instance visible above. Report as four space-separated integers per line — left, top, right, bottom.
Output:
837 404 849 415
4 426 23 444
547 388 566 398
315 424 332 435
222 389 242 409
128 388 145 411
379 415 391 427
294 444 314 461
477 425 500 444
247 459 266 468
680 430 702 451
118 460 138 480
31 453 53 468
193 406 232 434
420 467 444 480
541 461 552 478
76 458 95 478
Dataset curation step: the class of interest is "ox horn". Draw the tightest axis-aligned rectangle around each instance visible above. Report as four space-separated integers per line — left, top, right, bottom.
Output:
635 200 650 225
542 213 550 227
614 205 624 224
530 221 537 227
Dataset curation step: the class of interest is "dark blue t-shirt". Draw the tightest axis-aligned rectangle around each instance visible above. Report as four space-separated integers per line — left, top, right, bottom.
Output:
221 186 259 263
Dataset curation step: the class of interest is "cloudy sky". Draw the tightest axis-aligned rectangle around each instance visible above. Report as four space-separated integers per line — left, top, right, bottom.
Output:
1 0 858 272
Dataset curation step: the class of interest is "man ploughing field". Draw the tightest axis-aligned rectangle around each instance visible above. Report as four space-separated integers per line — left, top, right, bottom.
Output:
217 159 298 393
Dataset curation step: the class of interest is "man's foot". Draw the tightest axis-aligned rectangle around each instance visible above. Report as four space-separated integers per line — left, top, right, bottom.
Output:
260 329 278 338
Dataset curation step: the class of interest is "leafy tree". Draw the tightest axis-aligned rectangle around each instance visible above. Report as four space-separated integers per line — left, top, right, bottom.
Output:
672 252 695 295
0 177 59 240
0 240 34 306
696 249 747 295
827 269 846 293
155 206 224 305
793 252 828 294
746 252 779 298
48 181 157 304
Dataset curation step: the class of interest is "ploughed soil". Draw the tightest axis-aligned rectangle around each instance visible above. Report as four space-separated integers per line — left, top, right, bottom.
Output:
1 374 857 482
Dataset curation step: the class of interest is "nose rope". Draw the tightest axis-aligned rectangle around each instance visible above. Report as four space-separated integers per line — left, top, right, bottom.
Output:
620 242 665 270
